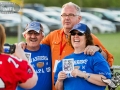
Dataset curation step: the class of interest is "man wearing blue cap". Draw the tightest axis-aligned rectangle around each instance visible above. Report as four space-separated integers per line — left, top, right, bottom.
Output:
54 23 111 90
17 21 52 90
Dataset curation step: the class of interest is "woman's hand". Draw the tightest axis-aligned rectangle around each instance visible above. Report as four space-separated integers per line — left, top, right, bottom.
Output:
58 71 67 82
71 69 85 78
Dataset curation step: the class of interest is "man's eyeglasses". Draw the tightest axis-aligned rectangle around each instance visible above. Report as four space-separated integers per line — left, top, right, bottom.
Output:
71 32 84 36
61 14 78 18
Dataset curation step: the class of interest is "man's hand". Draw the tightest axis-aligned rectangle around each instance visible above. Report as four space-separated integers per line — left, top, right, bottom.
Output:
18 41 27 50
84 45 99 55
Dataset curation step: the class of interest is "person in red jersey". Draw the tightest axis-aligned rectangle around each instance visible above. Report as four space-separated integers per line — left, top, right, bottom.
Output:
0 24 38 90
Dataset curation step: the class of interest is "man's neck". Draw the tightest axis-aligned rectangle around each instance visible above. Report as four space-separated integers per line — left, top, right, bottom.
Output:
26 46 40 51
74 47 84 54
63 28 71 35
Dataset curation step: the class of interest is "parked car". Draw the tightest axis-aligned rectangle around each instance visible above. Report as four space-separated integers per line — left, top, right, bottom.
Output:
0 13 32 35
42 11 61 21
21 9 61 31
44 6 61 13
41 22 50 35
80 12 116 33
0 18 18 36
24 4 44 12
81 8 120 32
111 11 120 21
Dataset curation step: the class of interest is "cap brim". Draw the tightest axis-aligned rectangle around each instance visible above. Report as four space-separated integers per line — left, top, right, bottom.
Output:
70 29 84 33
22 28 40 35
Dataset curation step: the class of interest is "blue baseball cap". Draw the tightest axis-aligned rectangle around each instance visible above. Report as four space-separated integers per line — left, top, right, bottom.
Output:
23 21 42 34
70 23 90 34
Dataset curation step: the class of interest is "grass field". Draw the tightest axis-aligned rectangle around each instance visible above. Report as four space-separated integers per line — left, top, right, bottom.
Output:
6 32 120 90
94 32 120 66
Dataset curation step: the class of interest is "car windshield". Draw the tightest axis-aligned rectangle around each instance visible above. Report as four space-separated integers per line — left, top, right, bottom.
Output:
81 13 102 22
24 10 51 21
103 10 116 20
0 13 31 22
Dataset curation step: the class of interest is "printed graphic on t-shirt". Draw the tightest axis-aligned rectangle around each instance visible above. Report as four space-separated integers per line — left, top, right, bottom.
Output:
30 56 51 74
53 60 60 73
25 52 31 62
62 58 74 73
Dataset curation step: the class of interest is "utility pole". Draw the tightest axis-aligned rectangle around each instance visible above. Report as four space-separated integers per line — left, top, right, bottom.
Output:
10 0 24 42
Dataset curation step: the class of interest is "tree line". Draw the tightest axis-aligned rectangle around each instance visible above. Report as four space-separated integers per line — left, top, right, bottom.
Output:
23 0 119 8
1 0 120 9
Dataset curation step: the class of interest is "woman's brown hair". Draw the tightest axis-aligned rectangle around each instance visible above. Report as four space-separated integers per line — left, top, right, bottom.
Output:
0 24 6 53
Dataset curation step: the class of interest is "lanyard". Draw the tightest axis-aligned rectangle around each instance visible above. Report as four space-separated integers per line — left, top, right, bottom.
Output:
59 32 67 58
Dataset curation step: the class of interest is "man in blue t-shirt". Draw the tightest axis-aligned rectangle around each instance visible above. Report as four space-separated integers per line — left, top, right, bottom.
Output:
17 21 52 90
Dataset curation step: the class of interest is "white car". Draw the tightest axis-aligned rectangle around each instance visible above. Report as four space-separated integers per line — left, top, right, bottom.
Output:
0 13 31 36
42 11 61 21
0 13 50 35
111 11 120 21
41 23 50 35
21 9 61 31
80 12 116 33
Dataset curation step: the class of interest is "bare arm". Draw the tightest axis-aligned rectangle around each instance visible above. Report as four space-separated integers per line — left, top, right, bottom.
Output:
13 44 38 89
55 80 64 90
71 69 107 86
55 71 67 90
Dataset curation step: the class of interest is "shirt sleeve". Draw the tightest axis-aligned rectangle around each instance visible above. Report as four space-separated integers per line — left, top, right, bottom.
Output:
54 61 62 85
92 52 111 79
91 34 114 67
9 56 33 83
41 32 51 45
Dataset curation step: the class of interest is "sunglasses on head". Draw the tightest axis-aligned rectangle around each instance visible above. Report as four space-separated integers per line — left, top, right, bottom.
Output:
71 32 84 36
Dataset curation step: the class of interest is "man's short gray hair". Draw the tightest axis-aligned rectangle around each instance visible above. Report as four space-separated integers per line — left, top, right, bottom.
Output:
62 2 81 15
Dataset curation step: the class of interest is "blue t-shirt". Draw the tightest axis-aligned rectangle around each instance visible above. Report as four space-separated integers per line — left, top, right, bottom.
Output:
54 52 111 90
17 44 52 90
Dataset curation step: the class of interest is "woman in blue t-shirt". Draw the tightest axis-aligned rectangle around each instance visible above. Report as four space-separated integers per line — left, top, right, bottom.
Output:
54 23 111 90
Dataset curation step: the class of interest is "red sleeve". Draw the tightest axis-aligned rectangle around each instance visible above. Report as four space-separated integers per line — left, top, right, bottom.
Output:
0 54 34 89
9 55 33 83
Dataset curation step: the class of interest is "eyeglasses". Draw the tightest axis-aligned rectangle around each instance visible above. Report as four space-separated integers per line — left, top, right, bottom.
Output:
61 14 78 18
71 32 84 36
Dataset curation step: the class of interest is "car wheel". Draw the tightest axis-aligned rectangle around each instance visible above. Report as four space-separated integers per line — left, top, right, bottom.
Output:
92 27 100 34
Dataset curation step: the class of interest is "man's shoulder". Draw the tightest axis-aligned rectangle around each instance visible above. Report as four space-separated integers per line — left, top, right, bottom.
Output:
40 44 51 51
49 28 63 35
40 44 50 48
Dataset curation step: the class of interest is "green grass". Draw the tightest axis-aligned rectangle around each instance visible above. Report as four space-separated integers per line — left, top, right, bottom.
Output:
6 33 120 90
94 32 120 65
